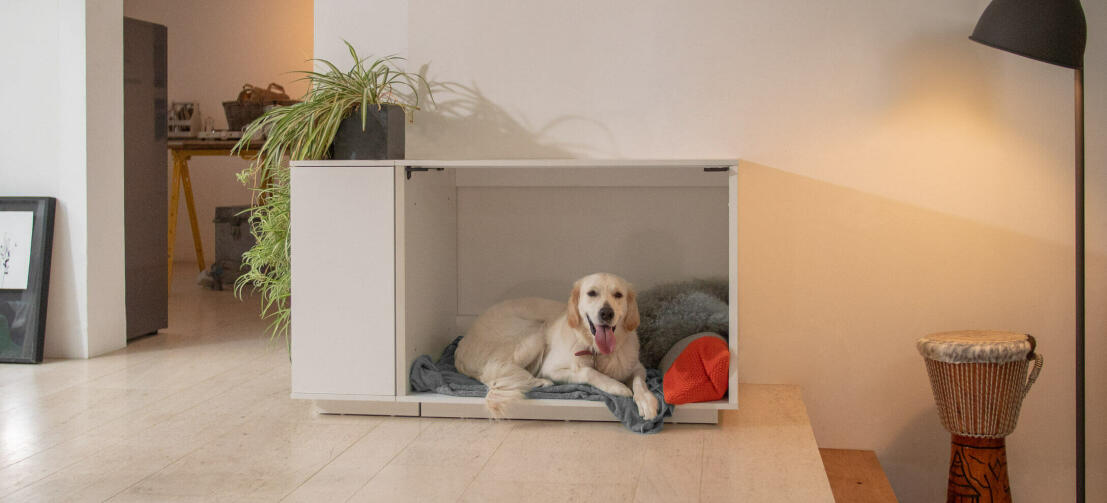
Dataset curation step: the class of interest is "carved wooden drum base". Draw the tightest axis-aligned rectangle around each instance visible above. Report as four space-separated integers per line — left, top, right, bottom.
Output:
947 435 1010 503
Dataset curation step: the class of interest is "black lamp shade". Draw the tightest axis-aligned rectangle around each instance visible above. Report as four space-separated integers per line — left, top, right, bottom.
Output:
970 0 1087 69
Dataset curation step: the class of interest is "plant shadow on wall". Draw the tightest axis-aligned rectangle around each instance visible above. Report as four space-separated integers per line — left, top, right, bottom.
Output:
407 70 617 159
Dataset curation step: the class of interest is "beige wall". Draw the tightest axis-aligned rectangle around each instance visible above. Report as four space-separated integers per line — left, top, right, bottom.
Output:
123 0 313 268
736 162 1094 501
316 0 1105 500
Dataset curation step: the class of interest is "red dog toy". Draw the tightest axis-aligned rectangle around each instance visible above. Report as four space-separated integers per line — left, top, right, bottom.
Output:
663 335 729 404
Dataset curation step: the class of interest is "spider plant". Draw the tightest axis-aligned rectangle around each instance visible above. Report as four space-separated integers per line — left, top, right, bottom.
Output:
232 41 431 348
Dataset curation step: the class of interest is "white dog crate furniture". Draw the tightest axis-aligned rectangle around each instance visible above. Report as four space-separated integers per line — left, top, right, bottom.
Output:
290 159 738 423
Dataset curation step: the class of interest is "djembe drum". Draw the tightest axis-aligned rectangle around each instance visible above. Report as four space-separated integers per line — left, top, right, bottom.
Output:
917 331 1043 503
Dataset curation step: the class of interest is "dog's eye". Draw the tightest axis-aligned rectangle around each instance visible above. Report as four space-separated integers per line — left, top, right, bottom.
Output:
614 292 623 299
587 290 597 297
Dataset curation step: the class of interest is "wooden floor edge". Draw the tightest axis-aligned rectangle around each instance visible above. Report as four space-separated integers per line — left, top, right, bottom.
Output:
818 448 899 503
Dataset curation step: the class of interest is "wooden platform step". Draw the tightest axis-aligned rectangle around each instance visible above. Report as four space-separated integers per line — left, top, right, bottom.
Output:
819 449 898 503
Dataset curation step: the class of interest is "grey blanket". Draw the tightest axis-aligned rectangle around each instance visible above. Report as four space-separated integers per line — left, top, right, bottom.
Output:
409 336 673 434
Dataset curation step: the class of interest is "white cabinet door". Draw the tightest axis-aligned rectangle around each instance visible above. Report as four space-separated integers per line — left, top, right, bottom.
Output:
290 164 395 398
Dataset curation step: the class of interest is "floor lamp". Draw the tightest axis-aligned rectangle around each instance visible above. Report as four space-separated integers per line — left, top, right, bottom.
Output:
969 0 1088 501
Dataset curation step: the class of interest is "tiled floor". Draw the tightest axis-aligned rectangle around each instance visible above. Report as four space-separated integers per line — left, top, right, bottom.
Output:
0 268 832 502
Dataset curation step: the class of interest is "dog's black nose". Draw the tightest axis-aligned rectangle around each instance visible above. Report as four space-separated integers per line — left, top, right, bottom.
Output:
599 304 614 323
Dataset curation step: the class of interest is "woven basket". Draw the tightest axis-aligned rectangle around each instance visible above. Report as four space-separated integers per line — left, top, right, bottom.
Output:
223 83 297 131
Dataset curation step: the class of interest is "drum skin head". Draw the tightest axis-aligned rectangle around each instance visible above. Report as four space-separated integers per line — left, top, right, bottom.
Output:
917 330 1033 364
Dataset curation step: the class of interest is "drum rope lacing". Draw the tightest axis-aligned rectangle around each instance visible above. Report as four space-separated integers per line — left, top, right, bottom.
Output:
925 353 1043 438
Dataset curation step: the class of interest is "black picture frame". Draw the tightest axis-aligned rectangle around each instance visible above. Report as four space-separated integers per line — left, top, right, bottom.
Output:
0 197 56 363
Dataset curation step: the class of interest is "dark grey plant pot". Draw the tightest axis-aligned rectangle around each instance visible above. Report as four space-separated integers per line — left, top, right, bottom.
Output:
331 104 405 160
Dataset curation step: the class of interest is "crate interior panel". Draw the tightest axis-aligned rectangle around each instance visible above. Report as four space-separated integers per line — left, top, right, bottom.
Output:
456 184 729 317
397 166 459 397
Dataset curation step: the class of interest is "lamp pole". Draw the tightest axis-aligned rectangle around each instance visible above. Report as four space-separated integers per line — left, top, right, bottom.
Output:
1074 65 1084 502
968 1 1087 499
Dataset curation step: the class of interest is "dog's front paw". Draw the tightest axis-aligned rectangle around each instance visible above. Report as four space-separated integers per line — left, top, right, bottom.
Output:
602 382 633 397
635 391 660 420
532 378 554 388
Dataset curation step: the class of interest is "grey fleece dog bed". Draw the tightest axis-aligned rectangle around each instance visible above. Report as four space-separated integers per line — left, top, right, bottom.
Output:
410 336 674 434
635 278 730 369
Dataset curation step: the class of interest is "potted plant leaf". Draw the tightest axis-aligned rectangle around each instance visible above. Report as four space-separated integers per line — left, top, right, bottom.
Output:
232 42 431 347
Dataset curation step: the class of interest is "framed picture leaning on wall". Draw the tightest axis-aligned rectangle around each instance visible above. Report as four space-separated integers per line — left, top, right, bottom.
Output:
0 197 56 363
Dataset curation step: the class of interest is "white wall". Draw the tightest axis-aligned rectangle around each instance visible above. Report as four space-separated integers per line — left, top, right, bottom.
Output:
85 0 126 358
123 0 313 268
0 0 126 359
314 0 405 68
317 0 1105 501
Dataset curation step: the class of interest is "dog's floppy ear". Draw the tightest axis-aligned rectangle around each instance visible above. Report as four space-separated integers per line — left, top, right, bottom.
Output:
567 280 582 329
623 286 640 332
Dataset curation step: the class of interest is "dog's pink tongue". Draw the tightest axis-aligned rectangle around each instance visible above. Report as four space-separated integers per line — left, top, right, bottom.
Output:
595 325 616 354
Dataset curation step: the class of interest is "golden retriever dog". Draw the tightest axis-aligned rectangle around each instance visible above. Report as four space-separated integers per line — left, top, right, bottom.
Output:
455 273 660 419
